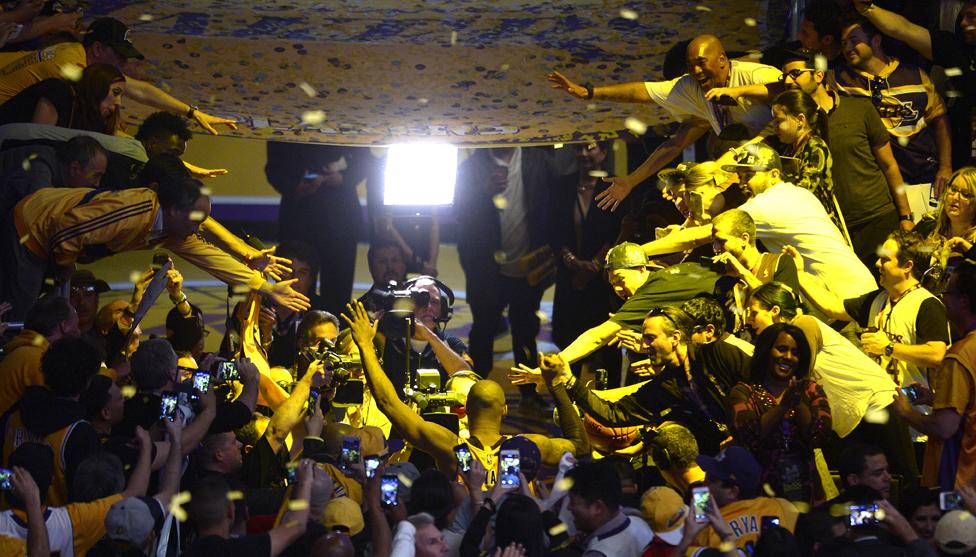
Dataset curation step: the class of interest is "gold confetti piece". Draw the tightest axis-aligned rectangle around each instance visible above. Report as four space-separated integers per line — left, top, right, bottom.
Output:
588 170 609 178
226 490 244 501
894 183 908 196
493 251 507 264
876 508 886 521
397 473 413 487
763 483 776 497
418 98 429 105
188 210 206 222
60 63 83 82
553 143 563 149
170 491 191 522
792 501 811 513
945 67 963 77
138 14 154 21
814 54 829 72
744 18 757 26
31 335 45 346
450 31 458 45
492 194 508 209
301 110 327 125
554 477 574 491
625 116 647 135
199 186 213 196
947 90 964 98
587 142 598 150
548 522 568 536
231 285 250 295
43 277 55 286
896 136 909 147
829 504 849 517
863 407 890 424
129 270 142 283
586 103 597 111
19 234 29 245
695 5 712 11
121 385 137 399
962 512 973 520
298 82 317 98
287 499 309 511
719 541 736 552
619 8 638 20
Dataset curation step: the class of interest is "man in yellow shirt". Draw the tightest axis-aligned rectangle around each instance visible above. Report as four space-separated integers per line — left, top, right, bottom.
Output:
0 17 235 135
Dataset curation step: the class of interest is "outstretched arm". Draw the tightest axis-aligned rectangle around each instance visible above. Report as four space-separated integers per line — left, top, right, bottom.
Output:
123 77 238 135
640 224 711 256
856 1 933 60
523 354 590 465
547 71 651 103
782 246 852 322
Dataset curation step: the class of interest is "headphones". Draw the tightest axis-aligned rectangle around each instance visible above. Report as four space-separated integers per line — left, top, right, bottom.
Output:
403 275 455 325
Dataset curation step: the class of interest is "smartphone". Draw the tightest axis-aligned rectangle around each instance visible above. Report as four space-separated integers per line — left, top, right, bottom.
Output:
341 436 361 470
216 360 239 382
499 449 520 488
364 456 380 479
380 474 399 506
454 444 473 473
0 468 11 490
902 385 920 404
941 491 963 511
692 486 711 523
159 392 179 422
285 463 297 484
714 94 738 106
761 515 781 532
191 371 211 401
848 503 881 526
307 387 320 414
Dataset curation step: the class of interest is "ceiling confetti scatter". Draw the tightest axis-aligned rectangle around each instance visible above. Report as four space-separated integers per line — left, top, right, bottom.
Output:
98 0 764 146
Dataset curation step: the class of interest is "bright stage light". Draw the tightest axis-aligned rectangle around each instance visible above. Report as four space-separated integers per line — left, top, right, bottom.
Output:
383 144 458 206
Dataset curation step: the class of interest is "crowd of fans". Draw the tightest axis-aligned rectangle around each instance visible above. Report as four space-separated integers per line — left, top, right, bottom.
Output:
2 1 976 557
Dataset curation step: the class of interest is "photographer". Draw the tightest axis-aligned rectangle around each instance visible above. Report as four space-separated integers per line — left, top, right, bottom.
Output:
378 276 472 398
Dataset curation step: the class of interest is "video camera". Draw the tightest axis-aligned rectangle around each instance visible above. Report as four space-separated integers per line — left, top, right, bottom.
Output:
302 341 366 406
371 282 431 318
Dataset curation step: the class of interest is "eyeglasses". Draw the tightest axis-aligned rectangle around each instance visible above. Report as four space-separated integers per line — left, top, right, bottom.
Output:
778 68 814 82
947 184 975 201
70 285 96 295
870 76 889 106
647 307 677 326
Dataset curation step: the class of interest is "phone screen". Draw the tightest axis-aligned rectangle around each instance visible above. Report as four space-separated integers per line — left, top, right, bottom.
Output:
941 491 963 511
761 515 781 532
365 456 380 479
902 385 920 404
848 503 881 526
455 445 473 473
159 393 178 422
499 450 520 487
217 361 239 381
193 372 211 395
0 468 11 490
341 437 361 469
307 388 320 414
381 474 399 506
692 487 711 523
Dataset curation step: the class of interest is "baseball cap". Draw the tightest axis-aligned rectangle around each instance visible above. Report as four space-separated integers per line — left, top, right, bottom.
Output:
500 436 541 481
604 242 649 271
105 496 162 545
323 497 365 536
384 461 421 502
696 446 762 498
720 143 782 173
936 510 976 555
71 270 110 293
84 18 145 60
640 486 687 546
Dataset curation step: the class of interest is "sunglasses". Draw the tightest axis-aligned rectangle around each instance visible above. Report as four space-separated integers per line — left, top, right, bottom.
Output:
778 68 814 82
947 184 975 201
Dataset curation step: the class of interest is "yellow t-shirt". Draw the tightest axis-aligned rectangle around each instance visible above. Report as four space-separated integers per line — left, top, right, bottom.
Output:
0 535 25 557
922 333 976 489
0 43 87 106
689 497 799 556
9 493 121 557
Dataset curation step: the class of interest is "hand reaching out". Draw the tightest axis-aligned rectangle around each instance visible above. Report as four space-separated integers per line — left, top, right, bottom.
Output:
247 246 293 281
342 301 378 349
193 110 238 135
267 279 311 312
595 175 637 212
782 245 804 273
546 71 588 99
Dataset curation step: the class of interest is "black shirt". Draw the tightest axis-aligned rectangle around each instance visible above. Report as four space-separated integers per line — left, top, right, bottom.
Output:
610 262 722 331
381 330 468 397
183 533 271 557
931 30 976 167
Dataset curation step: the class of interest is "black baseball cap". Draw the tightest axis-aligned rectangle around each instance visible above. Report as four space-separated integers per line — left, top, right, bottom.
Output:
84 18 144 61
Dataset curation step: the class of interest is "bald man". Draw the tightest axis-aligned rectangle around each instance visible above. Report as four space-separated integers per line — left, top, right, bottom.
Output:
343 301 589 487
547 34 781 211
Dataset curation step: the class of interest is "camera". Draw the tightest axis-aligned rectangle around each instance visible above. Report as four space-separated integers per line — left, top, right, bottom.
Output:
371 282 431 318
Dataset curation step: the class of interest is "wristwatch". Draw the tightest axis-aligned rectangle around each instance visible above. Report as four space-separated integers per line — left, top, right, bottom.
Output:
185 105 199 119
583 83 594 100
898 213 913 222
885 342 895 357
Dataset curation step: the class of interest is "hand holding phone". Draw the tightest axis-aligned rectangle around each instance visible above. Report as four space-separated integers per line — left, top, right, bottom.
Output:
848 503 881 526
692 486 711 523
365 456 380 479
499 449 520 488
380 474 399 506
0 468 12 491
941 491 963 511
454 444 473 473
159 392 179 422
341 436 361 472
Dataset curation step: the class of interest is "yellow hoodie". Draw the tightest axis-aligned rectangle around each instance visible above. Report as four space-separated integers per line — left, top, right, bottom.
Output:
0 330 48 415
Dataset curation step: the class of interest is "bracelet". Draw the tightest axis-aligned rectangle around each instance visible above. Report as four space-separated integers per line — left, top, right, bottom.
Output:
170 292 188 305
899 213 914 222
185 105 198 119
584 83 594 100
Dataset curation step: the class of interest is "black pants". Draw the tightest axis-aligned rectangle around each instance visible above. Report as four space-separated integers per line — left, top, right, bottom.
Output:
0 218 47 320
848 210 899 280
467 274 544 398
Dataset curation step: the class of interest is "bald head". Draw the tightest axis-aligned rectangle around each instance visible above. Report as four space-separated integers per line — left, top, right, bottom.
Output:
323 423 357 457
686 34 729 91
465 380 507 419
312 531 355 557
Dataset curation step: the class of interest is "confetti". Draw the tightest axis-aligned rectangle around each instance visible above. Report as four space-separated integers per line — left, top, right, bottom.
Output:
588 170 609 178
492 194 508 210
227 490 244 501
450 31 457 45
287 499 309 511
121 385 137 399
417 98 429 105
553 143 564 149
301 110 327 125
493 250 507 264
170 491 191 522
199 186 213 196
548 522 568 536
554 477 574 491
619 8 638 20
763 483 776 497
32 335 45 346
138 14 154 21
947 89 964 98
896 136 909 147
19 234 29 245
129 270 143 283
500 64 510 72
695 5 712 11
792 501 811 513
945 67 963 77
298 82 317 98
231 285 250 296
586 103 597 111
814 54 829 72
397 473 414 488
59 63 83 82
719 541 736 553
20 159 29 171
744 18 757 27
624 116 647 135
894 183 908 196
863 407 890 424
188 210 206 222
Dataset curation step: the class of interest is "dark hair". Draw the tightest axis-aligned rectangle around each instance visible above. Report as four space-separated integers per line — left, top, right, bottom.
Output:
278 241 321 274
782 47 821 70
57 135 107 169
803 0 845 42
712 209 757 246
885 230 932 280
495 494 546 557
952 262 976 316
649 422 699 470
138 153 192 188
135 111 193 143
771 89 823 136
367 239 406 268
795 511 845 557
86 539 148 557
41 336 102 396
189 475 232 530
843 15 881 42
838 443 885 488
405 469 455 530
751 282 802 321
749 323 813 384
754 526 801 557
566 460 622 512
72 63 125 134
166 303 204 353
7 443 55 509
681 296 727 336
71 452 125 502
646 306 696 345
81 374 113 421
24 294 72 336
156 173 202 212
899 487 940 522
297 310 340 348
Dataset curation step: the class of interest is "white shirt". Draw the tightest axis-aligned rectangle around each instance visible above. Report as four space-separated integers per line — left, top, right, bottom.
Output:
739 182 876 299
644 60 782 135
